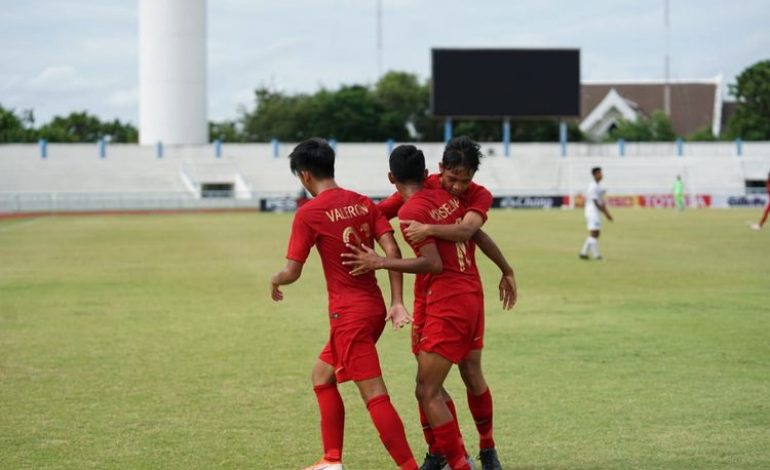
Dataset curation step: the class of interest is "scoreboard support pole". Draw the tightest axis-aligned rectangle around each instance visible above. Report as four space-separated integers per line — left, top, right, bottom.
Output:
559 121 568 157
503 119 511 157
444 118 453 143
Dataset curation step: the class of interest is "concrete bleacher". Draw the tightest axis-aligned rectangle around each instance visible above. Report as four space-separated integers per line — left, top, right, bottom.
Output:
1 142 769 212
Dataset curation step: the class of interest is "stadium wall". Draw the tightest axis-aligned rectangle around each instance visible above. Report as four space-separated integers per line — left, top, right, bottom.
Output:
1 142 769 214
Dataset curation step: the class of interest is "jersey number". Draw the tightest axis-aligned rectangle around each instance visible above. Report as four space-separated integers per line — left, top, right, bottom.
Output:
343 223 371 246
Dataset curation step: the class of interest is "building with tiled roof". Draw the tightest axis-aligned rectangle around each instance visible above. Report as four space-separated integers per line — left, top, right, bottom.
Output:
579 77 733 140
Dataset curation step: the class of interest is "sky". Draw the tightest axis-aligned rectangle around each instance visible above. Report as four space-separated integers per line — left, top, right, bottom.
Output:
1 0 768 126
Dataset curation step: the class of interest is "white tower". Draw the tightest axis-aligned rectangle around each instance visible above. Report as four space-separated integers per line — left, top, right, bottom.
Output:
139 0 208 145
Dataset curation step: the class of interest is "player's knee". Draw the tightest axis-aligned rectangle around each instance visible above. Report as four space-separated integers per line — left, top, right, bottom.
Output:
415 381 439 404
459 362 486 392
311 362 334 386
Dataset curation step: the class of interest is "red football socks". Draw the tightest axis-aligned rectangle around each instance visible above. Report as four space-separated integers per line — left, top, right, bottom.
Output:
367 394 418 470
432 421 470 470
313 383 345 462
467 387 495 450
421 398 466 456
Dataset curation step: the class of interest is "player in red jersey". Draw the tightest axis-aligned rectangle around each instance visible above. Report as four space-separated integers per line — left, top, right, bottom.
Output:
750 172 770 230
270 138 418 470
343 144 487 470
378 137 514 470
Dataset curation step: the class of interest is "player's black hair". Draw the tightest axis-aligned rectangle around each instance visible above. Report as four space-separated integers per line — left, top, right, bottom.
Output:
289 138 335 179
442 136 483 173
591 167 602 176
389 144 425 184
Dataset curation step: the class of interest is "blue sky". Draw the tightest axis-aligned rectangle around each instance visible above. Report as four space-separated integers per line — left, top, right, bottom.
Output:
1 0 768 125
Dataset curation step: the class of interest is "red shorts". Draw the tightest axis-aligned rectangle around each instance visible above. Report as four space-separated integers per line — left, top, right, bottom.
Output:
318 307 386 383
416 291 484 363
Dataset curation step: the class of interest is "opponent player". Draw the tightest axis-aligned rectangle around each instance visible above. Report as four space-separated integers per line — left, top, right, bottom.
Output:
579 167 613 260
378 137 514 470
270 138 418 470
343 144 490 470
750 172 770 230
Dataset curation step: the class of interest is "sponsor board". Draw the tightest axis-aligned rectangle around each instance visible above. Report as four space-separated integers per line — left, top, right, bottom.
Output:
637 194 712 208
573 194 712 208
260 197 298 212
711 195 769 209
493 196 564 209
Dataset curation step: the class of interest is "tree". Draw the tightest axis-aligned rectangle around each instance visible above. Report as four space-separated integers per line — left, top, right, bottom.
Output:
606 111 675 142
38 111 104 142
209 120 244 142
0 104 37 142
726 60 770 140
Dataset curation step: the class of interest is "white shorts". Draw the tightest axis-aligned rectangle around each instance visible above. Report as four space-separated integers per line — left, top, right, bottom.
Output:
586 214 601 231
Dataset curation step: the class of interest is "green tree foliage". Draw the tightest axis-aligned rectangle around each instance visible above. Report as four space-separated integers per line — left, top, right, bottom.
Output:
0 105 37 142
686 126 717 142
240 71 583 142
726 60 770 140
606 111 676 142
0 106 137 143
209 120 244 142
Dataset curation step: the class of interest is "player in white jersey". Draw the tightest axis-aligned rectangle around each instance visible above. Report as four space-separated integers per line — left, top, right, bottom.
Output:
580 167 613 260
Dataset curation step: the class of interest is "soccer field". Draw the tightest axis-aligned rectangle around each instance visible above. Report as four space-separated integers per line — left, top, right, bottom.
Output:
1 209 769 469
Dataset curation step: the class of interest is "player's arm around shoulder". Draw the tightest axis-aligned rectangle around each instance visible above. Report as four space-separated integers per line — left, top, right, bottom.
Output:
402 210 485 244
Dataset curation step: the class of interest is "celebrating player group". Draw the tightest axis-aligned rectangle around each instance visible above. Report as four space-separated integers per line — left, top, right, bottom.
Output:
270 137 517 470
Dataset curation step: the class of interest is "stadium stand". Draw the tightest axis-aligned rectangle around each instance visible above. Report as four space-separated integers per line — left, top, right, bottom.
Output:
1 142 769 213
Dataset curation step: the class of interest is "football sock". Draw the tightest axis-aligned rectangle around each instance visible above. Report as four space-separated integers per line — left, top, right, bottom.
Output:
313 383 345 463
421 399 465 456
367 394 418 470
432 421 470 470
467 387 495 450
419 404 437 454
589 236 600 258
580 237 591 256
445 398 468 456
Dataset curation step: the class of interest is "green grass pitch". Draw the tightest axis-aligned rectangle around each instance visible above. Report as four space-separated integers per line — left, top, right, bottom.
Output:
1 209 769 469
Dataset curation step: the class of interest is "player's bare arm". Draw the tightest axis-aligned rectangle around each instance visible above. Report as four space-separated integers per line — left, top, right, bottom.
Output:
594 200 613 221
402 210 485 244
269 260 304 302
341 242 442 276
473 229 517 310
375 232 413 329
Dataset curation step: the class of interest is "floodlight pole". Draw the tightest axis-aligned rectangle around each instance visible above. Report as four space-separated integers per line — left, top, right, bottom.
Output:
663 0 671 117
376 0 383 78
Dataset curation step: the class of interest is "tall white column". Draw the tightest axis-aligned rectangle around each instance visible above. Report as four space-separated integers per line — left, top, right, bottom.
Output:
139 0 207 145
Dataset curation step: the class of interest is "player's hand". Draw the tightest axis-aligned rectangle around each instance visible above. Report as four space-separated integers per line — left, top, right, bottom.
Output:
341 243 383 275
401 220 430 244
385 303 412 330
499 272 517 310
270 282 284 302
607 213 614 222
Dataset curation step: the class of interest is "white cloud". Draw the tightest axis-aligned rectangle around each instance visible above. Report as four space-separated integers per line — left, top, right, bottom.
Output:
107 88 138 108
28 66 82 91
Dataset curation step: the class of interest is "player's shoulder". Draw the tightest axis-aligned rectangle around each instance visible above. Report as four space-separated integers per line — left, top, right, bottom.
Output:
398 190 436 218
467 180 491 198
425 173 442 189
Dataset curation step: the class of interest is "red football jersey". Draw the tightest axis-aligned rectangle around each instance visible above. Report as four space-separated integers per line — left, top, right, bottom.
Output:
397 189 482 304
377 173 492 222
286 187 393 315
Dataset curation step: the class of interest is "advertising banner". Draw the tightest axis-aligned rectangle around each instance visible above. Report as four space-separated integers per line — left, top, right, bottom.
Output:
493 196 564 209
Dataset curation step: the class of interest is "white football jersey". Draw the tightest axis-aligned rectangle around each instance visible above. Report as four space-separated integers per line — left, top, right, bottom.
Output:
585 180 606 216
